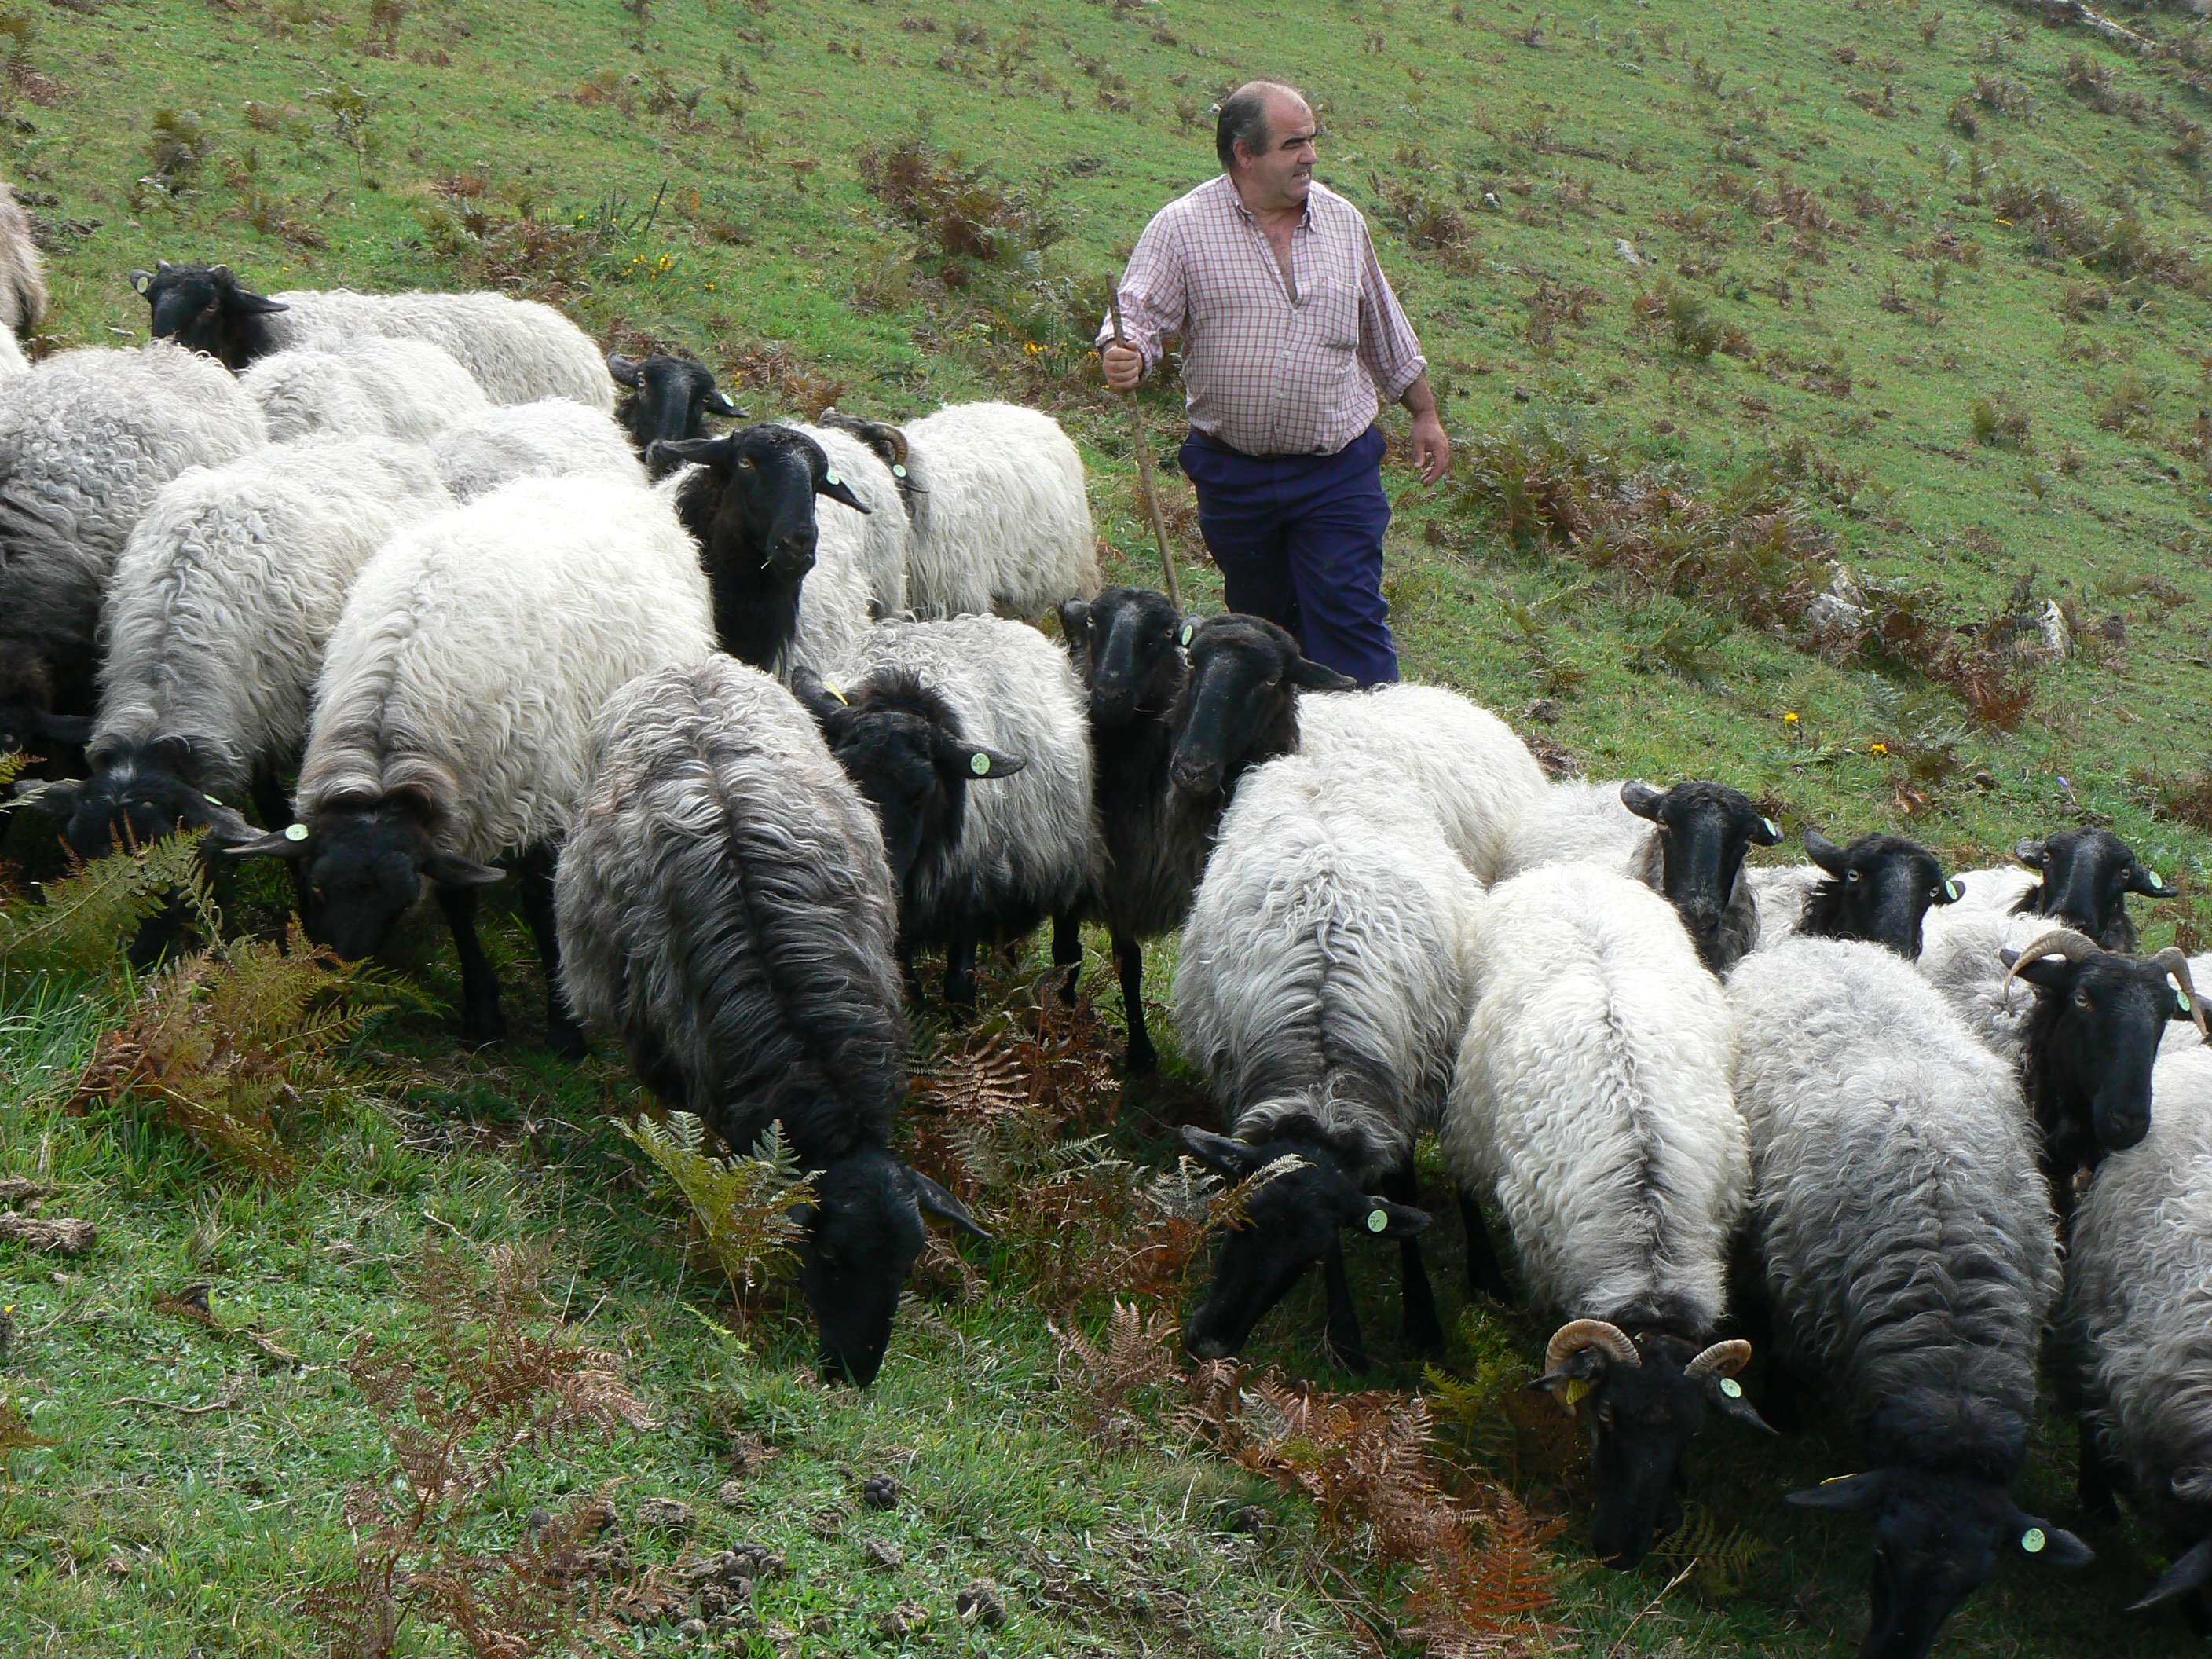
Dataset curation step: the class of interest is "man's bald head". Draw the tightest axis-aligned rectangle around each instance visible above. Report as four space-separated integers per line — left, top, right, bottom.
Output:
1215 79 1312 172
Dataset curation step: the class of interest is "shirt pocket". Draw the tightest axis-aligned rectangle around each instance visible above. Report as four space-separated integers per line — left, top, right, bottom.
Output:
1302 275 1361 353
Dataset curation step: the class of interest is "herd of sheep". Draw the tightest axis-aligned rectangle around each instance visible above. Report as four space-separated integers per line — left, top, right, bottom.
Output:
0 243 2206 1659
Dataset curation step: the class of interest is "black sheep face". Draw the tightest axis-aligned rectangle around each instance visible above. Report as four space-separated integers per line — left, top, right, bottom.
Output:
132 262 290 370
226 800 504 961
1060 588 1188 727
608 353 739 459
2008 948 2196 1158
653 424 866 581
1529 1328 1772 1569
1166 615 1354 799
796 1146 987 1387
1789 1469 2089 1659
59 740 237 862
1175 1128 1426 1364
1620 779 1781 969
1800 829 1957 958
2015 826 2175 951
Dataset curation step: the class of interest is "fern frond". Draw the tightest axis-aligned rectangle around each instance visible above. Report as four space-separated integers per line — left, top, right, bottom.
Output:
618 1113 814 1311
0 831 215 986
1652 1501 1774 1601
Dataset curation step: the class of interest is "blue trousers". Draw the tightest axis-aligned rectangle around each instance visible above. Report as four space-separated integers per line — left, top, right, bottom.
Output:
1178 425 1399 687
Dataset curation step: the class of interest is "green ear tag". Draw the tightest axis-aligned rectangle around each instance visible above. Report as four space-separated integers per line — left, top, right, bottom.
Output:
2181 986 2193 1014
2020 1527 2046 1554
824 468 841 486
1946 880 1962 901
2148 870 2163 888
284 822 309 842
1562 1377 1591 1406
970 752 991 777
892 464 907 478
1763 818 1781 838
205 794 223 806
1365 1207 1388 1233
1719 1376 1742 1399
1179 621 1195 648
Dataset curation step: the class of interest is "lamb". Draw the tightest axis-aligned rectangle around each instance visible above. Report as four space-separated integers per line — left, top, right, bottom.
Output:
1173 752 1481 1370
1493 778 1782 972
430 398 645 502
892 401 1097 621
134 262 616 411
224 474 714 1057
0 185 48 341
0 343 266 720
1444 862 1762 1569
1295 681 1547 884
608 353 738 454
1732 936 2089 1659
1746 829 1958 957
1057 597 1353 1072
33 438 452 875
554 654 988 1386
240 336 488 445
652 422 906 675
817 615 1095 1005
2060 1045 2212 1628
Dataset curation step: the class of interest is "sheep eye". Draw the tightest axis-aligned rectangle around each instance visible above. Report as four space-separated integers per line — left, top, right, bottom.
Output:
735 456 754 472
2073 987 2094 1009
1846 869 1862 884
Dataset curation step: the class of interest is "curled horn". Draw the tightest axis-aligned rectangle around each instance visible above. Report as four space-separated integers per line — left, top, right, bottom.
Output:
2000 927 2100 1009
2151 947 2211 1043
1545 1318 1639 1372
1683 1339 1752 1379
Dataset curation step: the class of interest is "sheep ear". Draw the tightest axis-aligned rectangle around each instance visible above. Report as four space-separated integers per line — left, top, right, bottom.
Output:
2002 950 2076 993
705 389 742 417
226 287 290 317
1286 656 1356 691
788 667 851 730
1178 1126 1266 1178
2128 863 2179 899
1804 826 1848 875
815 469 869 513
1749 812 1783 846
650 436 729 473
605 352 641 386
224 825 315 862
1057 598 1090 640
2133 1536 2212 1610
1787 1471 1892 1513
199 800 262 848
12 776 79 814
2009 1513 2093 1570
1350 1197 1428 1239
131 269 154 295
424 848 507 888
909 1170 991 1241
2015 837 2047 869
1621 781 1664 821
947 743 1027 782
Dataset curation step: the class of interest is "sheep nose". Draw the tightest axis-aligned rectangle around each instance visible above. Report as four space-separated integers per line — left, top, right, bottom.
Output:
1170 760 1220 796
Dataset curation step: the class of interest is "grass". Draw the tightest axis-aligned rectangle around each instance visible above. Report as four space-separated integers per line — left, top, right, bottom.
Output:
5 0 2212 1651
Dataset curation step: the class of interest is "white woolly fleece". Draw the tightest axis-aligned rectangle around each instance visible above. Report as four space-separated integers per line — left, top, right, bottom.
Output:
430 398 646 502
1914 905 2049 1065
300 472 714 862
1745 863 1823 948
0 185 46 337
1445 863 1747 1334
901 401 1097 621
241 336 489 446
95 437 452 789
1177 753 1484 1181
262 287 615 412
1491 778 1651 881
1297 682 1547 886
791 422 909 622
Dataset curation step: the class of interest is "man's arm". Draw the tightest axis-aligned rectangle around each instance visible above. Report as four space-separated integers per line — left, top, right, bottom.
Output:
1398 372 1449 486
1353 222 1449 484
1100 211 1186 393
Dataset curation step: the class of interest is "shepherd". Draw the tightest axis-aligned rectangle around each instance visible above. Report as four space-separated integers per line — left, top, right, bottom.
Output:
1099 79 1448 687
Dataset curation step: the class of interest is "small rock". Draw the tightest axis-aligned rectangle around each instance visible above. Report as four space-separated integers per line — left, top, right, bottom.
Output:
637 1497 697 1536
678 1617 709 1640
1525 698 1560 726
861 1474 901 1511
877 1600 929 1637
1972 769 1998 793
957 1580 1007 1628
1511 386 1532 403
863 1539 905 1572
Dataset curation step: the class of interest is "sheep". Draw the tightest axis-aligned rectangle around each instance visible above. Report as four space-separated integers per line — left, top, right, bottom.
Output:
430 398 645 502
1173 752 1481 1369
30 438 451 891
1056 598 1353 1072
2012 826 2175 952
240 336 489 445
651 423 904 676
554 654 988 1386
816 615 1095 1005
893 401 1097 621
1444 862 1761 1569
0 185 47 341
1295 681 1547 884
0 343 267 722
0 327 24 382
2060 1045 2212 1629
1747 829 1958 957
1731 936 2089 1659
608 353 739 455
224 473 715 1057
134 262 616 411
1494 778 1782 972
0 657 89 763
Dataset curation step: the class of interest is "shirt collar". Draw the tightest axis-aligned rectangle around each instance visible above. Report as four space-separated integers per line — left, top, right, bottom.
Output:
1221 174 1314 229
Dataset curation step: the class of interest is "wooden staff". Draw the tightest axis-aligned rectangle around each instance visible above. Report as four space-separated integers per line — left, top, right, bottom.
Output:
1106 292 1182 610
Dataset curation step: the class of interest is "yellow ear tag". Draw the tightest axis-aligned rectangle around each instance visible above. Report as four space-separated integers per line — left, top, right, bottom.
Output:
1365 1207 1388 1233
2020 1527 2046 1554
1820 1472 1859 1486
823 679 848 705
1562 1377 1591 1407
1179 621 1195 647
970 752 991 777
205 794 223 806
284 822 309 842
1719 1376 1743 1399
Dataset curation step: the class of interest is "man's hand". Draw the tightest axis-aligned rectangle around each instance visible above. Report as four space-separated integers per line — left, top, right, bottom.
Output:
1102 342 1143 394
1408 408 1451 485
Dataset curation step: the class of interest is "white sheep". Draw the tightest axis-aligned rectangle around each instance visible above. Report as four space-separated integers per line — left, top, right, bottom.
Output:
430 397 645 501
240 336 489 445
793 421 907 621
0 185 47 341
895 401 1097 620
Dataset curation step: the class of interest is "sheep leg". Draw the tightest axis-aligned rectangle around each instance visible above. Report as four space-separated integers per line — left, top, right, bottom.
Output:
1114 932 1158 1075
436 882 506 1047
1320 1242 1371 1373
518 849 589 1061
1051 910 1083 1005
248 767 313 920
944 932 980 1007
1458 1188 1513 1303
1382 1166 1444 1354
2076 1419 2123 1518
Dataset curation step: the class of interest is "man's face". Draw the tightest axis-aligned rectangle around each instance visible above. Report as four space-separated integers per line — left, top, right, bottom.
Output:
1237 92 1317 211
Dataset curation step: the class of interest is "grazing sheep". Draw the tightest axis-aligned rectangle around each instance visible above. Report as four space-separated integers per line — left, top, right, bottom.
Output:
0 185 47 339
225 474 714 1057
430 397 645 501
2012 826 2175 952
1295 681 1547 884
608 353 739 456
1733 936 2089 1659
240 336 489 445
652 423 902 676
1174 753 1481 1369
1495 778 1782 972
134 262 616 410
2060 1045 2212 1629
1748 830 1958 957
1445 862 1760 1569
34 438 451 880
555 654 988 1386
0 343 266 720
819 615 1095 1005
1057 599 1353 1072
896 401 1097 621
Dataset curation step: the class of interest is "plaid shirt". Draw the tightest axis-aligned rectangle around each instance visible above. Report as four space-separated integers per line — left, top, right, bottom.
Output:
1101 174 1427 457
